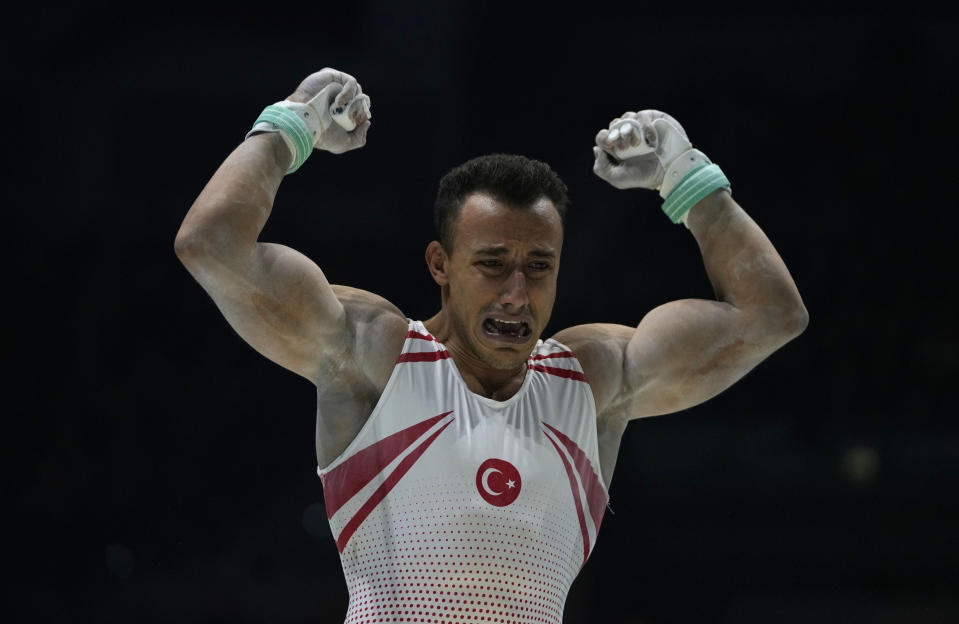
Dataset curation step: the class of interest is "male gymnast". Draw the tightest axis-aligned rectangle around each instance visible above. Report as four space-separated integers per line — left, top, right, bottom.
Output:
175 67 807 623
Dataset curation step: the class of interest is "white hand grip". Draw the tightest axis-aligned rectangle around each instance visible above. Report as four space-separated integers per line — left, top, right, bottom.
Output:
609 118 655 160
332 94 371 131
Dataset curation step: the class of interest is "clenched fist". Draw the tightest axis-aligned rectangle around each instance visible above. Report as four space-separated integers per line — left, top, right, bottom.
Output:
592 110 693 192
286 67 372 155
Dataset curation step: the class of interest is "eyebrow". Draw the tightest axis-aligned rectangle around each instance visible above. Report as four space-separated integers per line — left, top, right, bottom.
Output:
472 245 557 259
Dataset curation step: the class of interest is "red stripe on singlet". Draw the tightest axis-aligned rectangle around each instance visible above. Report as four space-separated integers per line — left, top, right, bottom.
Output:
543 422 608 535
544 432 590 567
528 364 588 382
397 350 450 363
320 411 454 518
530 350 575 361
398 330 447 362
335 418 454 552
407 330 436 341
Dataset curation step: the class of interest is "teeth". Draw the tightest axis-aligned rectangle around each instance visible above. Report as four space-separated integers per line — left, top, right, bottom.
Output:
485 318 530 338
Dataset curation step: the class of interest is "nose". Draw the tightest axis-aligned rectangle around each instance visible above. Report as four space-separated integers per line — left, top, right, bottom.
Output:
500 269 530 312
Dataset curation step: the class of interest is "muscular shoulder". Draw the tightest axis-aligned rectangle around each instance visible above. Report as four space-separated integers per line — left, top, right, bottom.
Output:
551 323 634 416
332 284 405 322
330 285 409 390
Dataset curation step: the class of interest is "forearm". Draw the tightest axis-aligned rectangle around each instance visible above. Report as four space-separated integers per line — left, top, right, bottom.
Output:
175 132 291 261
686 189 808 332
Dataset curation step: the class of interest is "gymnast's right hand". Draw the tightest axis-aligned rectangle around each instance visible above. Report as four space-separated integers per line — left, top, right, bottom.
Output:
286 68 372 155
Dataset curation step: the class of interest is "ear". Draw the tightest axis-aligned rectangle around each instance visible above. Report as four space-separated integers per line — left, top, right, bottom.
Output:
425 240 450 286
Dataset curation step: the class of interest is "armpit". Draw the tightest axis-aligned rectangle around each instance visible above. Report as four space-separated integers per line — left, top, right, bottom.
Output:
332 285 409 392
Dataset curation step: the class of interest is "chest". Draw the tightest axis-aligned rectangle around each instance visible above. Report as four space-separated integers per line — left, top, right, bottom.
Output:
318 326 608 482
313 363 630 498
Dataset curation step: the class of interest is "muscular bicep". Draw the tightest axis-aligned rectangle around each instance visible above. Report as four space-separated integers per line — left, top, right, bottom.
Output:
624 298 789 418
556 298 797 421
179 240 349 382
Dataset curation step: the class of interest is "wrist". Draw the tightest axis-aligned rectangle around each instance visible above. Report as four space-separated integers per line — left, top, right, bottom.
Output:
266 131 295 171
659 149 711 199
660 162 731 228
247 130 295 173
246 102 317 174
684 187 732 230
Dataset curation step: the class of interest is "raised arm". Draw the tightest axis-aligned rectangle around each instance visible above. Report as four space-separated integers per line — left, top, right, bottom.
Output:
556 110 808 421
174 68 400 385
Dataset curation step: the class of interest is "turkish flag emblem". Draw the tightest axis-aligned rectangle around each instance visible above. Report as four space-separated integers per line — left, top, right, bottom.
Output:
475 458 522 507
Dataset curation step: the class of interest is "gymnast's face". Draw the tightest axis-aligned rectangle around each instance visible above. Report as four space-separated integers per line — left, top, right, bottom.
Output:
438 192 563 370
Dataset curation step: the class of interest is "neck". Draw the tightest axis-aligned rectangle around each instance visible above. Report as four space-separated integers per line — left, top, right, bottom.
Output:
423 311 528 401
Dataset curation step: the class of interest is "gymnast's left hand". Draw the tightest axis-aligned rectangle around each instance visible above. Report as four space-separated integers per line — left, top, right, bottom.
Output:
592 110 690 190
288 67 372 155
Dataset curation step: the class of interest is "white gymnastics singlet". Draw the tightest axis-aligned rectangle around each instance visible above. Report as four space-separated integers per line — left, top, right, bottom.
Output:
317 320 609 624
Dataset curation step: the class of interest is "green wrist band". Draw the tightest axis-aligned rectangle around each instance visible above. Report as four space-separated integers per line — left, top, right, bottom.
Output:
661 163 730 224
251 105 314 173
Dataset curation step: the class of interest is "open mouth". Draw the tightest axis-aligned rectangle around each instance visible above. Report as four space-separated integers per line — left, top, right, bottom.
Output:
482 317 532 343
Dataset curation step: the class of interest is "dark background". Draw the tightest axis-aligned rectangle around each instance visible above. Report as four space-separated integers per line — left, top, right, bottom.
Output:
7 2 959 622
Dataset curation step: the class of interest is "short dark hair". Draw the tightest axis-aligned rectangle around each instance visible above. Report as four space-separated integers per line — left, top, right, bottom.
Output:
433 154 570 251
